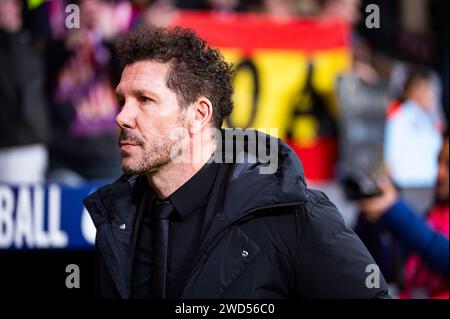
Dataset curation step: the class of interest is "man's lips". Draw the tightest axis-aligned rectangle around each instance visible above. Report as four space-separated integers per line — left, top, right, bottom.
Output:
119 141 139 150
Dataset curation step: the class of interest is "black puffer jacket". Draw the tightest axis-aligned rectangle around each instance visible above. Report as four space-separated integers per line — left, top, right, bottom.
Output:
84 130 390 299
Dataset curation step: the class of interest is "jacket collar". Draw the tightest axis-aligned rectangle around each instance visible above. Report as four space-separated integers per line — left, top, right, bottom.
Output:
193 129 308 263
217 128 308 223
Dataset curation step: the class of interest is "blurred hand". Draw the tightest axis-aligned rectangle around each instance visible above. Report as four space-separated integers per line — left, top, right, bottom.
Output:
358 176 399 222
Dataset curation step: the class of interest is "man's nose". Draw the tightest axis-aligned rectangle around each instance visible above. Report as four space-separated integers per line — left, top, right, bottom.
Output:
115 104 136 129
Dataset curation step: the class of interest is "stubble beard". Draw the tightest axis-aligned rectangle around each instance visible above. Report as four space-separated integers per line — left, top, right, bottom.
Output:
120 114 187 176
121 136 177 176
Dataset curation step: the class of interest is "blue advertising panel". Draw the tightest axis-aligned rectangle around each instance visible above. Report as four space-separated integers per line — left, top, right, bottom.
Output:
0 182 107 250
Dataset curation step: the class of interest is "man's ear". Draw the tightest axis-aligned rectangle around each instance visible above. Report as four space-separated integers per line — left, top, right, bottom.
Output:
189 97 213 135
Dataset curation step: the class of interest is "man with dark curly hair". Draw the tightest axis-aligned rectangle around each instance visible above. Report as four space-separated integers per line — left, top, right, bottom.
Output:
84 25 390 299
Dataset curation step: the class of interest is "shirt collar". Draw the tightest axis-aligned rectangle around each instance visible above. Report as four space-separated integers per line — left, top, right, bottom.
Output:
137 162 220 221
168 161 220 220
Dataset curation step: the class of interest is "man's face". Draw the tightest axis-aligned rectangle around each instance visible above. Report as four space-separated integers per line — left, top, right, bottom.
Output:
436 137 449 203
115 61 186 175
407 79 435 111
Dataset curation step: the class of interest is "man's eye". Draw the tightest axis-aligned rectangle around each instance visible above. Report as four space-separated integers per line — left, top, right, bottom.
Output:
138 96 153 103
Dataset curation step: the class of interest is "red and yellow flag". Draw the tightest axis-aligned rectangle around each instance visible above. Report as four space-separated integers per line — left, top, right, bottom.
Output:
173 12 351 181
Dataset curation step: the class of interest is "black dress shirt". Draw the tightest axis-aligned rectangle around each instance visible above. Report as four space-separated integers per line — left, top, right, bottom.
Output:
130 162 224 299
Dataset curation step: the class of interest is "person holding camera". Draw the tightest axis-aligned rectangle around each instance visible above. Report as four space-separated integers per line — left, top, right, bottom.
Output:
358 130 449 298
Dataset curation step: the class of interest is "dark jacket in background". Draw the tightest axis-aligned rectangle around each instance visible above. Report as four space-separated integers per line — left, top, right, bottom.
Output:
0 30 48 148
84 130 390 299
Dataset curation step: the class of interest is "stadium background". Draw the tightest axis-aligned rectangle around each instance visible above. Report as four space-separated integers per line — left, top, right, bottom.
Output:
0 0 448 298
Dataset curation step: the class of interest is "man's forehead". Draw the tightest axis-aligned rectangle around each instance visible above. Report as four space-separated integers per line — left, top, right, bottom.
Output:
117 61 170 92
124 60 170 77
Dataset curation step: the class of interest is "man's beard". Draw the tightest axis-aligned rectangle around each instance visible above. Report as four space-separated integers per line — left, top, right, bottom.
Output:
119 129 179 176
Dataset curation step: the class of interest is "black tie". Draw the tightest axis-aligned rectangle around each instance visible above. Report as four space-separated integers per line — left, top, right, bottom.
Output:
150 199 175 299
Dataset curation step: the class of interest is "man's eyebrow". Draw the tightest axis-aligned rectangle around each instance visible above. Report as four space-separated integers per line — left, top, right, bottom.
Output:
132 89 159 100
114 88 159 100
132 89 151 96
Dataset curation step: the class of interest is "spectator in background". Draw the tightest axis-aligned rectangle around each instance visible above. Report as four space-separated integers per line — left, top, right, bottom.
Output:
176 0 303 17
204 0 240 12
320 0 361 26
139 0 178 27
359 130 448 299
0 0 48 183
319 0 382 85
384 68 443 189
355 68 443 287
45 0 132 183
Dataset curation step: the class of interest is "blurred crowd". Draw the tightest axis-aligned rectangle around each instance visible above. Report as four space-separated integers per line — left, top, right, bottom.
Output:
0 0 448 298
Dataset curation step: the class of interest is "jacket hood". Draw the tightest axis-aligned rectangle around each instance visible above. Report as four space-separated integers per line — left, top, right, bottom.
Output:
216 128 308 223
